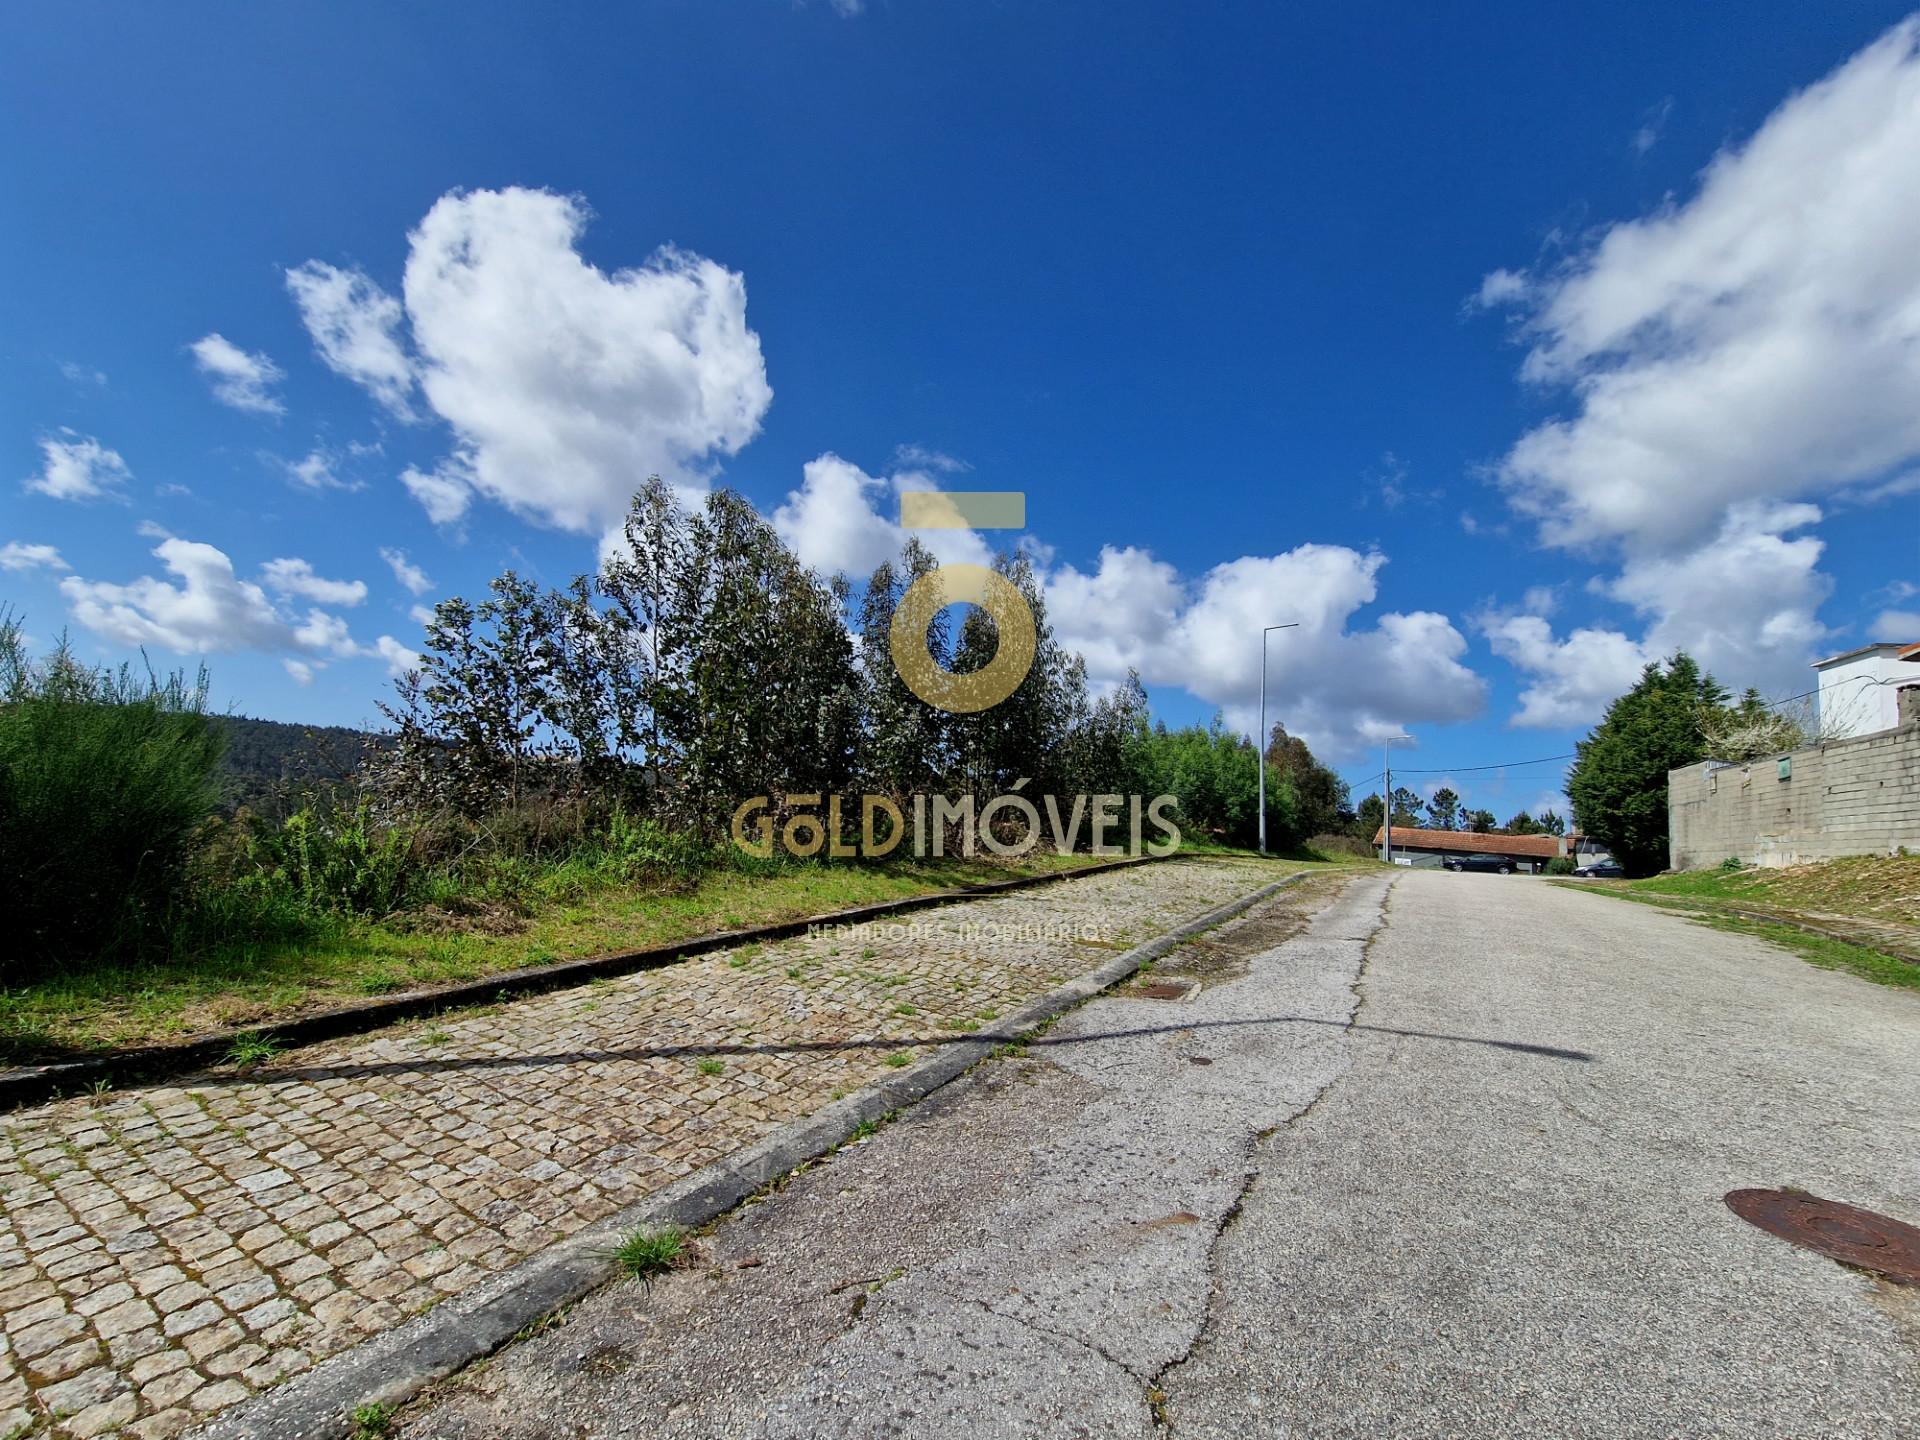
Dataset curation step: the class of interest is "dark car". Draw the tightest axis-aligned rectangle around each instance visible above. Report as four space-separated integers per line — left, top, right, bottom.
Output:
1573 861 1626 878
1443 854 1516 874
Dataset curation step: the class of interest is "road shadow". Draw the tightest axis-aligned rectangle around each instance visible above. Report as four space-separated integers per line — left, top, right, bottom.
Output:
199 1013 1595 1089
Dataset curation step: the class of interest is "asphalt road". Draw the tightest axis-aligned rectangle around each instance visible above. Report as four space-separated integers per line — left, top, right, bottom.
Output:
399 869 1920 1439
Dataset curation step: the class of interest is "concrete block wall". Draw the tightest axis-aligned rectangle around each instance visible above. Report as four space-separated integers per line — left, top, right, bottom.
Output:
1668 718 1920 869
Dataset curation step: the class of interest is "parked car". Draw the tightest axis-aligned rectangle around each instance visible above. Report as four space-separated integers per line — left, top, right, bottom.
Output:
1573 861 1626 878
1443 854 1516 874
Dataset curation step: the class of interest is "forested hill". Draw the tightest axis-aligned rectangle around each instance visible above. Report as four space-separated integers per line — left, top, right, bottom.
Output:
213 714 388 813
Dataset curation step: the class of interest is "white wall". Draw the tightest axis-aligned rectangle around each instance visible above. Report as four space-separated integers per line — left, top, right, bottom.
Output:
1816 651 1913 739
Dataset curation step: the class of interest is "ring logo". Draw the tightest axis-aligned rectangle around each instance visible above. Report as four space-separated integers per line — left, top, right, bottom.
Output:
888 491 1035 714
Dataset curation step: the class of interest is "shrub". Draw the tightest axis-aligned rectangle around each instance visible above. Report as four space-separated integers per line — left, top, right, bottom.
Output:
242 804 422 916
1545 856 1577 876
0 622 224 973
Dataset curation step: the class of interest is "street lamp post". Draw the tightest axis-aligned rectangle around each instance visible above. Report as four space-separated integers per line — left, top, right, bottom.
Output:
1256 623 1301 855
1381 733 1414 864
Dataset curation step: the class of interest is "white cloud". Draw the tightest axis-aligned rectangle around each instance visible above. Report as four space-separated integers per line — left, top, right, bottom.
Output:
772 452 992 576
190 334 285 416
274 448 360 492
290 190 773 531
377 187 774 532
63 539 296 653
1477 21 1920 722
285 260 417 416
1873 609 1920 639
1472 268 1531 308
373 634 422 677
0 542 68 573
408 604 435 627
1489 20 1920 554
379 547 433 596
891 443 970 474
775 451 1484 757
1484 503 1832 727
25 432 131 502
401 462 471 526
58 361 107 387
260 557 368 607
1483 614 1653 729
60 536 399 678
1631 97 1674 156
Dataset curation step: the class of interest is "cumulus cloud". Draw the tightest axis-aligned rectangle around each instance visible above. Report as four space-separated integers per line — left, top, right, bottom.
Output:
0 542 68 573
373 634 422 677
63 539 296 653
400 462 471 527
775 452 1485 758
291 188 772 533
285 260 417 416
273 448 361 492
772 452 993 576
1484 503 1832 725
1476 20 1920 722
1045 545 1488 757
379 547 433 596
25 432 131 502
1488 20 1920 554
388 187 774 532
260 557 368 607
1874 610 1920 639
60 536 400 681
190 334 285 416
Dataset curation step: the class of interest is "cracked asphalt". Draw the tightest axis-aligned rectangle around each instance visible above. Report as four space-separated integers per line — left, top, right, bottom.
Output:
396 868 1920 1439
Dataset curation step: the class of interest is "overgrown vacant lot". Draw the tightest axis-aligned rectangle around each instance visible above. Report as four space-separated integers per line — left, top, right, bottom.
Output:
0 851 1111 1063
1628 853 1920 925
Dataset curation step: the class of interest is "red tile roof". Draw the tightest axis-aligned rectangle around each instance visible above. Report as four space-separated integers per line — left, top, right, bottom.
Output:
1369 826 1565 859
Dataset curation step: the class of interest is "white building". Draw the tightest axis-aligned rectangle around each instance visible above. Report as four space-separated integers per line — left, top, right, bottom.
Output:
1813 642 1920 740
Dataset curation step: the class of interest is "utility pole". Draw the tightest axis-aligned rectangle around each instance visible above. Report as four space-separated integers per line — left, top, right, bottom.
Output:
1256 623 1300 854
1382 733 1413 864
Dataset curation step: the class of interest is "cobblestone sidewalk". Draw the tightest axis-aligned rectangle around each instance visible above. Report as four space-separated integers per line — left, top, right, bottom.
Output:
0 857 1274 1439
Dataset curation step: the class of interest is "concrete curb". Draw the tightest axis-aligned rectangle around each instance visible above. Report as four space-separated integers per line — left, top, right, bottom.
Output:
188 867 1309 1440
1 854 1169 1110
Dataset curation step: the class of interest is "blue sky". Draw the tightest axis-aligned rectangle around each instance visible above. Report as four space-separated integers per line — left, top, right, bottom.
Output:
4 1 1918 821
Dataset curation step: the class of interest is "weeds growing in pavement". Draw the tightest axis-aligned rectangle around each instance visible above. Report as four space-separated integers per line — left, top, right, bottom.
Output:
610 1224 684 1278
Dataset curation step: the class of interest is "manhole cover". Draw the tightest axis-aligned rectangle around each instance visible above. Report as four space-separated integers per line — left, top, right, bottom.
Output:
1136 981 1191 1000
1725 1188 1920 1286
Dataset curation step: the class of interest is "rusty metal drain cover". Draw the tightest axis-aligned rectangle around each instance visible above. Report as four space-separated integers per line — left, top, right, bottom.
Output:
1725 1189 1920 1286
1136 980 1192 1000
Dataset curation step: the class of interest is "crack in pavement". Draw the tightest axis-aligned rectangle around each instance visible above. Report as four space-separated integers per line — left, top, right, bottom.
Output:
1144 874 1396 1434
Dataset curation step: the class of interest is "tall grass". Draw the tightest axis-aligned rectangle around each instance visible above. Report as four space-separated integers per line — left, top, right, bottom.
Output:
0 619 224 975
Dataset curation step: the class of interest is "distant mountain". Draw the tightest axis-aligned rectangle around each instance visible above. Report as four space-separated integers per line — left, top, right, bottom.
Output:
212 714 391 815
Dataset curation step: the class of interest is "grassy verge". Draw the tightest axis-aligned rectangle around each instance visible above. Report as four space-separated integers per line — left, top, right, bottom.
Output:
1554 882 1920 993
0 850 1109 1063
1623 853 1919 925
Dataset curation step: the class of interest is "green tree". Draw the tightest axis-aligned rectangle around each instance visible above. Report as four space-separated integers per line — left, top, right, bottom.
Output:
1425 787 1462 831
1355 792 1385 841
1538 808 1566 836
1388 786 1423 828
1505 810 1541 835
1465 809 1497 833
1265 724 1349 837
1567 653 1724 875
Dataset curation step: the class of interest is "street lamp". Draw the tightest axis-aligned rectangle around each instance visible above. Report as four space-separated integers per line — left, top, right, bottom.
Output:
1381 734 1414 864
1256 622 1301 855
